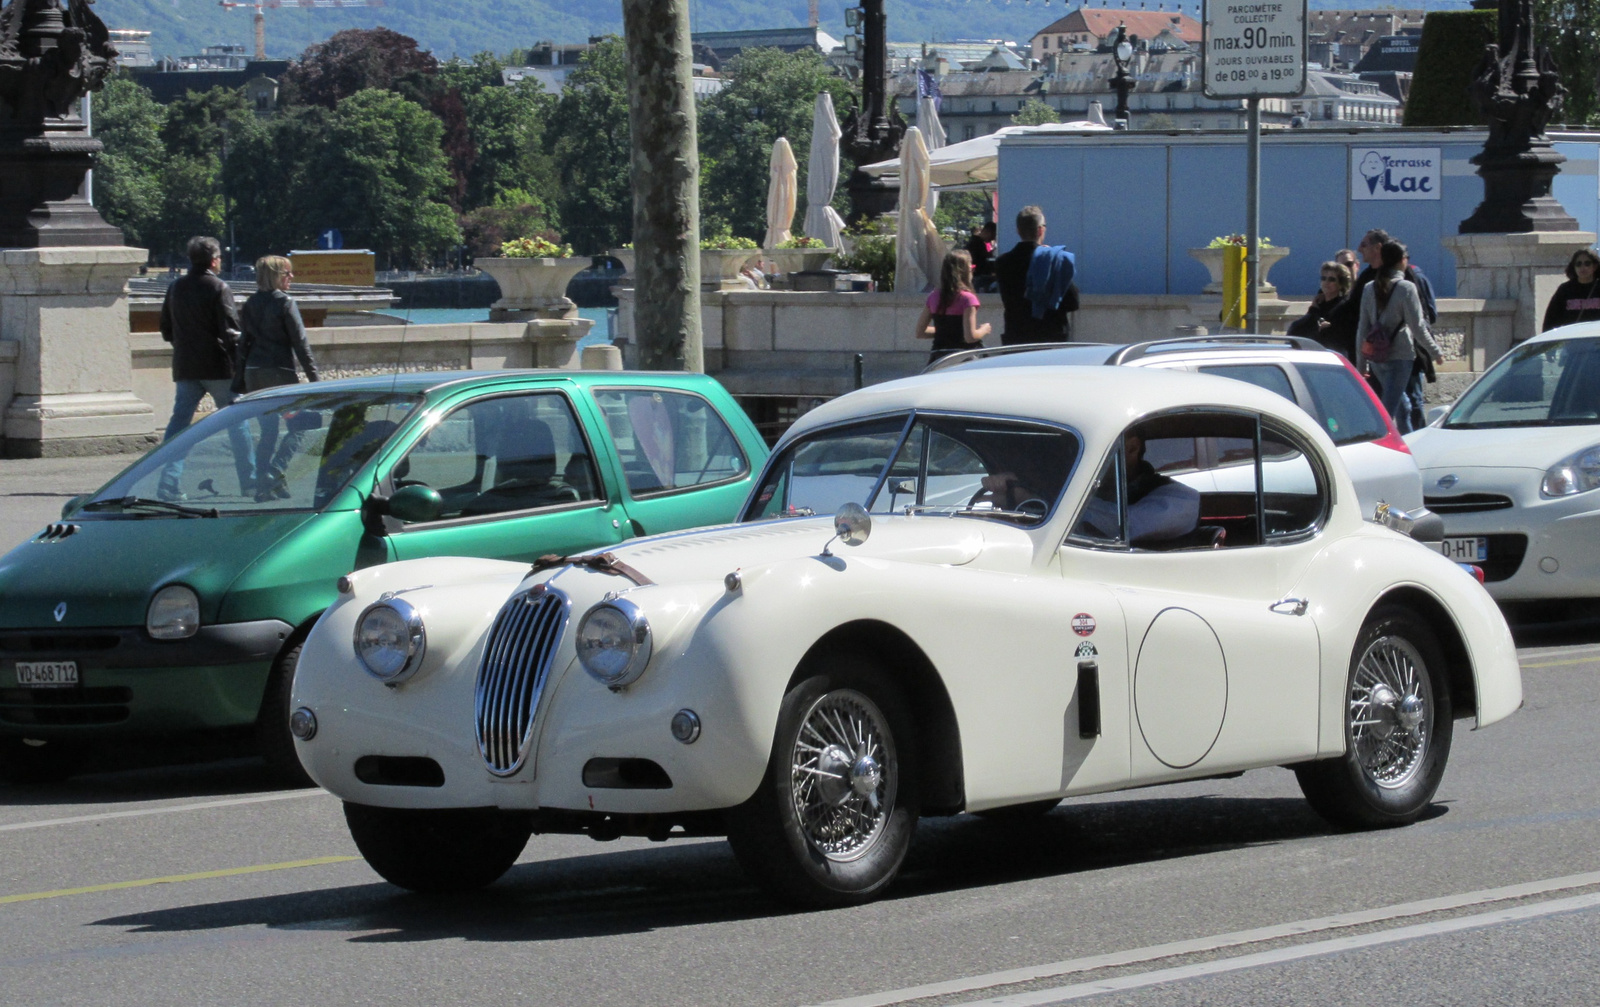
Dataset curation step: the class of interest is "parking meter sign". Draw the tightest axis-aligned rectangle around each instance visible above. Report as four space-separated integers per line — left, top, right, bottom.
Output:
1202 0 1308 99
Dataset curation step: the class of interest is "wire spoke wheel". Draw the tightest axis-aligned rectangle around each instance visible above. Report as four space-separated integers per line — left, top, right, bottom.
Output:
788 688 897 863
1348 634 1432 790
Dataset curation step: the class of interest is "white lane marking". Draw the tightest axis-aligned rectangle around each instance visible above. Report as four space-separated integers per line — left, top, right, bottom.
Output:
0 789 327 833
808 869 1600 1007
959 890 1600 1005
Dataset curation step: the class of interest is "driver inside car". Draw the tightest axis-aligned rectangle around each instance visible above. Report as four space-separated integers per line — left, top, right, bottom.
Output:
1076 430 1201 546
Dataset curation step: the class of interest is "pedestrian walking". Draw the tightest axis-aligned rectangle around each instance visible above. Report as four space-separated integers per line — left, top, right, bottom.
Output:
1542 247 1600 331
157 236 250 500
1287 260 1358 359
237 255 320 501
1402 253 1440 430
966 221 997 292
994 206 1079 345
1357 240 1443 433
915 249 991 363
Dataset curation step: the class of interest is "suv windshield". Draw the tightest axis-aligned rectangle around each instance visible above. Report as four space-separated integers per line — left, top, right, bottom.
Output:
1446 339 1600 429
744 413 1079 526
86 390 417 514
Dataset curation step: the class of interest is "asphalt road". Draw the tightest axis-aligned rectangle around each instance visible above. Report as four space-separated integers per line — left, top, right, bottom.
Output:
0 621 1597 1006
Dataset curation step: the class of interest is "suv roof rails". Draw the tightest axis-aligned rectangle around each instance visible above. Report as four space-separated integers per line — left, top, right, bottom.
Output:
921 341 1110 374
1107 334 1326 365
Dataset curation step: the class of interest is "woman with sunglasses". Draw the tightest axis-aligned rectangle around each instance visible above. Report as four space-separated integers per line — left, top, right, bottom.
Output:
237 255 320 501
1287 260 1358 359
1543 248 1600 332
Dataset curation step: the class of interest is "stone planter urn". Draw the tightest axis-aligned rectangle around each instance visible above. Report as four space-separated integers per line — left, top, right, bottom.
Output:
476 256 591 319
700 247 759 289
1187 245 1291 298
760 248 837 276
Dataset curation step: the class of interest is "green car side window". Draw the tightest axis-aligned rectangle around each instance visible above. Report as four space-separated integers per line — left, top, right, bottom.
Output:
395 392 602 522
592 388 748 497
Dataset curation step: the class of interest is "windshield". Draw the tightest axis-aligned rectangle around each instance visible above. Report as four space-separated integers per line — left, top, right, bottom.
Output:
744 413 1080 526
85 390 418 515
1447 339 1600 429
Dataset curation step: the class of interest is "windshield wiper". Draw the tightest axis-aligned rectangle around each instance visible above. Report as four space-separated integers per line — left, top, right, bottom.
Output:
81 496 219 518
904 503 1045 524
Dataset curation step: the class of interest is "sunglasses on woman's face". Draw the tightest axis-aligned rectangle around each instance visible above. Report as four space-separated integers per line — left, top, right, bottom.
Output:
1577 259 1598 270
1321 274 1341 282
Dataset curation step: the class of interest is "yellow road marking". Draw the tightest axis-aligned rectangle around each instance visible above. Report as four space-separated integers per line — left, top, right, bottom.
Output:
0 855 359 905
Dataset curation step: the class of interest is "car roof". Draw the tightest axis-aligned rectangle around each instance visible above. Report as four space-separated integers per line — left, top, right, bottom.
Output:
1525 319 1600 345
929 335 1340 373
237 369 724 400
783 363 1333 450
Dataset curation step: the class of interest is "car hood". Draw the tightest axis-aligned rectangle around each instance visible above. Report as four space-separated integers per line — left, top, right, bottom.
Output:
0 512 318 629
593 514 1029 586
1406 424 1600 473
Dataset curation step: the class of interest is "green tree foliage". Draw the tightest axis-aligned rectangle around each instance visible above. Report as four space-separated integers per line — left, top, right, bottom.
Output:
91 77 165 248
546 36 633 253
1535 0 1600 125
279 27 439 109
1405 11 1495 127
1012 99 1059 126
224 106 333 261
459 76 558 211
697 47 854 241
311 89 462 268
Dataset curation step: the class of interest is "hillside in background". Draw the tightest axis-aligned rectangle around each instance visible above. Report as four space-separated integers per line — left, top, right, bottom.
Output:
108 0 1470 63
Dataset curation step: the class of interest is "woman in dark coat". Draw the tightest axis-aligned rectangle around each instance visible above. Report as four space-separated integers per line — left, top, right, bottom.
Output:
1287 260 1358 359
1543 247 1600 332
238 255 319 500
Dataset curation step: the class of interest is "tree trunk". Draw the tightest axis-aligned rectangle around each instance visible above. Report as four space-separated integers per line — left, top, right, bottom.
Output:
621 0 702 372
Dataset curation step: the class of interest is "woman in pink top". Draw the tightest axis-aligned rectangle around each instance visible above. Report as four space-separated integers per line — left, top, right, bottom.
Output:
916 249 991 363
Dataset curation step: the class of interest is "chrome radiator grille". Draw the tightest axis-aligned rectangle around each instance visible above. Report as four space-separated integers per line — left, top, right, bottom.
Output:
474 586 569 776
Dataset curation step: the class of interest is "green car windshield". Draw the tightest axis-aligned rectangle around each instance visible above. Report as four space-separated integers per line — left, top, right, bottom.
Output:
1446 338 1600 429
85 391 418 514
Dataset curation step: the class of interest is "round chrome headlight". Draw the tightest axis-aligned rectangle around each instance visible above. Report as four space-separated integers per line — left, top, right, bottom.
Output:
353 597 426 683
575 598 652 688
147 584 200 640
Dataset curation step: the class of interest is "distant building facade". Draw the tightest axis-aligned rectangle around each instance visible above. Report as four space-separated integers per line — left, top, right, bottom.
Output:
1306 10 1425 70
691 26 842 63
109 28 154 67
124 42 290 104
1030 8 1202 60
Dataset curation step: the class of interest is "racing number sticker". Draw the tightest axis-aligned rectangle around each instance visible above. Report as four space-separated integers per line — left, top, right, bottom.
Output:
1072 613 1096 637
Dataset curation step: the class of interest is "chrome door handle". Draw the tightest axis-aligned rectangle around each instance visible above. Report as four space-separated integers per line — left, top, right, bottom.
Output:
1270 597 1309 616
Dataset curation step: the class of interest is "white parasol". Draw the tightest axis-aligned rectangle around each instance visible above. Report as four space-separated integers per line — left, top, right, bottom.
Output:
916 94 947 215
894 127 944 294
763 136 798 250
802 91 846 249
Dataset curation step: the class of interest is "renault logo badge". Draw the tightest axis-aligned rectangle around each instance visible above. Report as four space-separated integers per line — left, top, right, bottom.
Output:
1436 474 1459 490
52 602 67 622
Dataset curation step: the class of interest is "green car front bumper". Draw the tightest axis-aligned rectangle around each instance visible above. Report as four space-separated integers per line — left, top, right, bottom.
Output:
0 620 293 738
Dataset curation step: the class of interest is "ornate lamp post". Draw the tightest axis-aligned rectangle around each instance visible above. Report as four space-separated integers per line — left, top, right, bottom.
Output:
0 0 123 246
1458 0 1577 232
841 0 904 222
1110 23 1133 131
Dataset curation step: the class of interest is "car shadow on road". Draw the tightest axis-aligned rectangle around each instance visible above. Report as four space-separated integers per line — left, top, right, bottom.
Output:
90 792 1408 942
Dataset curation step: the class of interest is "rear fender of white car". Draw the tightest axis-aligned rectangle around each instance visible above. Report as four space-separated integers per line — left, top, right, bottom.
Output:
1298 527 1521 757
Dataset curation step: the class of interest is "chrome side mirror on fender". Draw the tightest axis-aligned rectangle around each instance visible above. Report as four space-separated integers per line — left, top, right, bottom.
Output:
1372 502 1444 544
821 502 872 557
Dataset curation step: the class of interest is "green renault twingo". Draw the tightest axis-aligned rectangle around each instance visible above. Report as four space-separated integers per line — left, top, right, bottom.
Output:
0 370 768 783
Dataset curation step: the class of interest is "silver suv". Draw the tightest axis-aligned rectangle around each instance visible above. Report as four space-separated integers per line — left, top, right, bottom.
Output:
931 336 1424 515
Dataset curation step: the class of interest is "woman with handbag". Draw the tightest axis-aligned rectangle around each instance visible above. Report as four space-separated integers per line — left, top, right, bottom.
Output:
237 255 319 501
1357 240 1442 434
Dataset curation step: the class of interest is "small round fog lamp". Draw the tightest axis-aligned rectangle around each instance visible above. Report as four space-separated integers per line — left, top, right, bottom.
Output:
289 706 318 741
670 709 701 744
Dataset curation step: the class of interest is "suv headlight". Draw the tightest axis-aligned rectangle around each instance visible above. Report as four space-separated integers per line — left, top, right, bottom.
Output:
1541 446 1600 497
353 597 426 683
576 598 652 689
147 584 200 640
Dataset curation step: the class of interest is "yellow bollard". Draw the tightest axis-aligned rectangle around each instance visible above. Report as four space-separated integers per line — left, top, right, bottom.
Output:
1220 244 1247 331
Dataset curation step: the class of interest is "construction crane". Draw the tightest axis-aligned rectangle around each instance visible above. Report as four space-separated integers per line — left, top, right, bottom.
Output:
218 0 386 62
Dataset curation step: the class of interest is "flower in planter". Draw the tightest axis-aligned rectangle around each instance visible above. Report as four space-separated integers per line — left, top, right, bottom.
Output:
502 235 576 258
701 233 759 250
1207 234 1275 248
775 235 827 249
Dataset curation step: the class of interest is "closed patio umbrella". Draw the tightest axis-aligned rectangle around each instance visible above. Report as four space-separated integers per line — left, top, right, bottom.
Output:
916 95 947 216
764 136 798 250
803 91 845 249
894 127 943 294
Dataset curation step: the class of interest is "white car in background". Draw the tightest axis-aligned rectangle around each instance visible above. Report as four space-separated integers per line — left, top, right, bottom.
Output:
935 336 1424 516
291 365 1518 908
1407 322 1600 612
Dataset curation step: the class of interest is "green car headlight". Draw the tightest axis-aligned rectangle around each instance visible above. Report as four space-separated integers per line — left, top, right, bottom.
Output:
147 584 200 640
576 598 652 689
353 597 426 683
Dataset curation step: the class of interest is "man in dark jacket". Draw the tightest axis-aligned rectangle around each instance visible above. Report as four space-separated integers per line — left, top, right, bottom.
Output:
995 206 1079 344
157 236 250 498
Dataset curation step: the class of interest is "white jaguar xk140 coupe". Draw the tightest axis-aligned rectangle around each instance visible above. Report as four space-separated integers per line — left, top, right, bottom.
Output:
292 365 1522 907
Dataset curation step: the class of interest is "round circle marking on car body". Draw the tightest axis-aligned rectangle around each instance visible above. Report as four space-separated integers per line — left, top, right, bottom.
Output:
1072 613 1096 637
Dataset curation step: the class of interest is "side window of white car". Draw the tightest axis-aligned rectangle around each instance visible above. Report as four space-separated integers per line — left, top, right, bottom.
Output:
1261 424 1328 540
593 388 748 496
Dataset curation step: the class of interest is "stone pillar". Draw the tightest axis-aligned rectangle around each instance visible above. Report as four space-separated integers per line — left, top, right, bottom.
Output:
525 315 594 370
1440 231 1597 355
1 246 154 457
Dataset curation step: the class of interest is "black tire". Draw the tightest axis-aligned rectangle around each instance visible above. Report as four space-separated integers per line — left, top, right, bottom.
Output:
0 738 83 785
725 654 919 909
344 803 532 893
1295 606 1454 829
255 643 312 786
